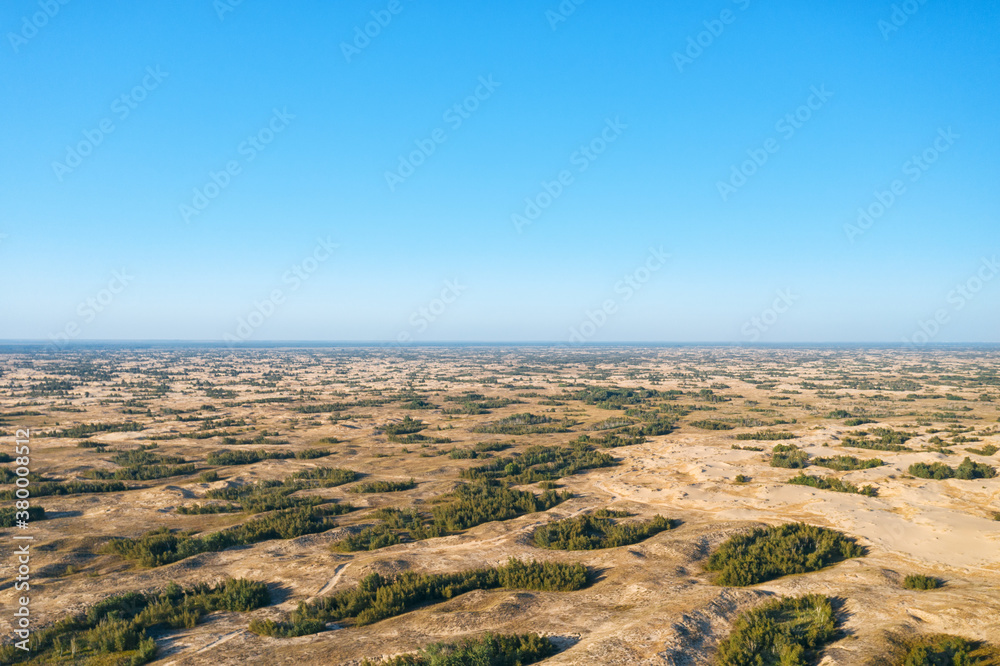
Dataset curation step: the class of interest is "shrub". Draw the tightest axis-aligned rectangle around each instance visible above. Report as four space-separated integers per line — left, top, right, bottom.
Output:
885 634 1000 665
734 474 751 484
771 444 810 469
572 430 648 448
471 413 572 435
842 428 912 452
460 443 616 484
206 449 291 465
104 504 354 567
735 430 796 440
332 523 401 552
967 444 998 456
533 510 677 550
0 480 128 501
705 523 865 586
349 479 416 493
249 559 590 637
690 420 735 430
0 506 45 527
902 574 942 590
361 633 557 666
198 470 220 483
787 473 878 497
431 480 571 532
812 455 882 471
0 578 269 665
909 457 996 480
715 594 838 665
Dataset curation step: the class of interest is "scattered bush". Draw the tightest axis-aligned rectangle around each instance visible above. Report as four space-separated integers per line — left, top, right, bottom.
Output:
902 574 942 590
812 455 882 471
0 578 269 665
104 503 354 567
770 444 810 469
715 594 839 665
909 457 996 480
787 473 877 497
460 443 616 485
885 634 1000 665
689 420 735 430
735 430 796 440
967 444 999 456
0 506 45 527
705 523 865 586
249 559 589 637
361 633 557 666
0 480 129 500
842 428 912 452
472 413 572 435
50 422 143 438
350 479 416 493
533 510 677 550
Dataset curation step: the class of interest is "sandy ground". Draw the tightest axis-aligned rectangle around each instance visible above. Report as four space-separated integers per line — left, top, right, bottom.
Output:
0 346 998 665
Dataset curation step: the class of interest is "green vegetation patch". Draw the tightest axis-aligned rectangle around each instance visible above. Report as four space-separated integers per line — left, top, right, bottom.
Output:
690 419 735 430
249 558 589 637
49 421 143 438
735 430 797 441
909 457 996 480
331 482 572 552
884 634 1000 666
842 428 913 452
362 633 557 666
0 578 270 665
705 523 865 586
902 574 942 590
460 443 616 484
471 413 573 435
812 455 883 471
572 430 648 448
105 503 354 567
787 473 877 497
350 478 416 493
715 594 839 666
0 506 45 527
533 509 677 550
770 444 810 469
967 444 999 456
0 480 129 501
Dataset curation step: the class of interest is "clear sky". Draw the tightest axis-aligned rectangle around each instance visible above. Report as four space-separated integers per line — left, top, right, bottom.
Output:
1 0 998 344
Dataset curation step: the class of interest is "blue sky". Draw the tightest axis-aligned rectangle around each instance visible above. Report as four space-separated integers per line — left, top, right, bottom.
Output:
1 0 997 343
